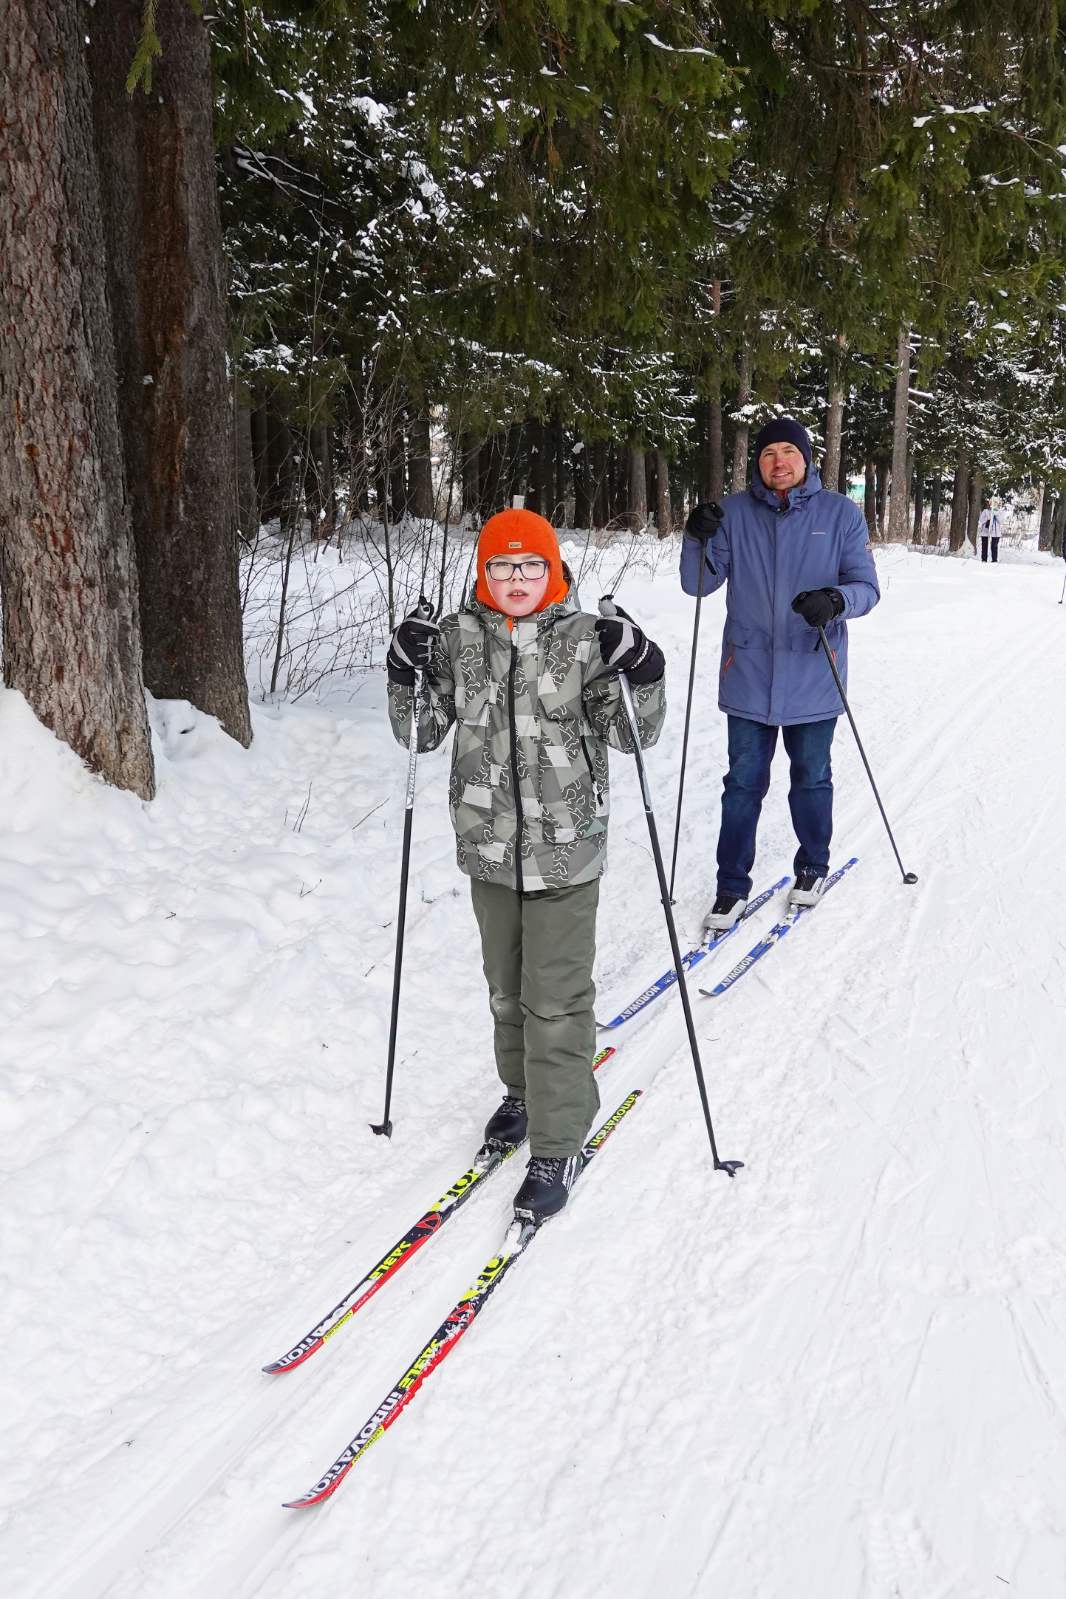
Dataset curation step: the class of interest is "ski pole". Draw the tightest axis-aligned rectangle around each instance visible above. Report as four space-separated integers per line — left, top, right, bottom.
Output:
1059 569 1065 605
600 596 742 1177
816 624 918 886
372 599 433 1137
668 503 723 903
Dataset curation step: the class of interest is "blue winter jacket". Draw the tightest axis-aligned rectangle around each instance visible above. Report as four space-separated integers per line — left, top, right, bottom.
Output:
679 469 880 726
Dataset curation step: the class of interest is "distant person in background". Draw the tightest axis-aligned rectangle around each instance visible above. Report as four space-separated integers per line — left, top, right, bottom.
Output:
978 499 1005 563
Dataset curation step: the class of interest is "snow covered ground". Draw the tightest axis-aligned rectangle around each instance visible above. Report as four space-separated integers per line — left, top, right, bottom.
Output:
3 538 1066 1599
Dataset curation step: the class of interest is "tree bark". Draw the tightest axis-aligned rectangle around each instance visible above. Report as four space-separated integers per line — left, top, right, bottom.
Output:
267 413 296 526
949 448 970 551
591 441 609 528
706 390 725 501
0 0 155 796
88 0 250 745
875 457 889 537
233 397 259 545
461 432 480 517
407 411 434 520
573 443 592 531
823 337 847 495
928 470 941 544
888 325 911 542
654 449 672 536
1053 495 1066 557
912 457 925 545
308 424 335 539
480 433 505 518
552 413 567 527
251 405 270 510
731 343 752 492
967 468 983 551
628 441 648 530
864 460 877 537
1038 486 1055 549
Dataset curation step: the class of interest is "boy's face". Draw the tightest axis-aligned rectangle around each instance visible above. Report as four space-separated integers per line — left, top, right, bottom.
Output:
485 550 551 616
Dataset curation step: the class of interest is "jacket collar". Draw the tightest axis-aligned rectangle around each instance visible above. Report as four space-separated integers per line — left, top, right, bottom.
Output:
750 467 823 513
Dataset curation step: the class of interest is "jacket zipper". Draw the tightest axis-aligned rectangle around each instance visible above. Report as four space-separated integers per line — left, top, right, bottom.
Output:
507 639 525 894
579 733 603 807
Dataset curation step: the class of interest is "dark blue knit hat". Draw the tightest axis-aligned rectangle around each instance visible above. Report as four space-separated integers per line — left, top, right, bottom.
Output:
753 417 812 469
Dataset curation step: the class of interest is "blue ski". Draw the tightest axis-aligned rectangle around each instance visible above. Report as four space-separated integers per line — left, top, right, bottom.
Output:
698 858 858 1000
599 874 790 1031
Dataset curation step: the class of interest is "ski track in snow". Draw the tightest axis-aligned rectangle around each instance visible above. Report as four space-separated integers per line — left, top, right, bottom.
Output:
2 544 1066 1598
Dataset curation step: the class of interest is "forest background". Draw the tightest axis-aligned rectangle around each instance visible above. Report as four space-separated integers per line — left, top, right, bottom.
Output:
2 0 1065 798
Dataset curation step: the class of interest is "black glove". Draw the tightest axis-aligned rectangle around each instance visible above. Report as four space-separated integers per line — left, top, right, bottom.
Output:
594 601 665 684
685 501 725 546
791 588 845 628
387 601 439 684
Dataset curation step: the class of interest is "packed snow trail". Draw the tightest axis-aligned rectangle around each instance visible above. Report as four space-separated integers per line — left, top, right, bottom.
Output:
2 545 1066 1598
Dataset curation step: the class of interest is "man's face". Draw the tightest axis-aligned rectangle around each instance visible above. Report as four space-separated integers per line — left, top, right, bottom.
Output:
759 442 806 494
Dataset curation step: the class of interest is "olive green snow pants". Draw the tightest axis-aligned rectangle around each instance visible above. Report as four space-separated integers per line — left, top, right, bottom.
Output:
469 878 600 1158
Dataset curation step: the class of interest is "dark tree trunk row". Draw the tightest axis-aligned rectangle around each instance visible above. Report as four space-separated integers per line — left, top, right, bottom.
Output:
0 0 156 796
88 0 251 746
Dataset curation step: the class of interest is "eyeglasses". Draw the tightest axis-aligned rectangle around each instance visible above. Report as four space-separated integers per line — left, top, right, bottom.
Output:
485 558 549 580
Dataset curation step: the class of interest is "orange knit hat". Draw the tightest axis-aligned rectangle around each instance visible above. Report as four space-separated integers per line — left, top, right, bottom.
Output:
475 508 569 613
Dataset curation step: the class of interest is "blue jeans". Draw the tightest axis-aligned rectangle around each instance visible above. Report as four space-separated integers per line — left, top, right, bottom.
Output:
716 715 837 898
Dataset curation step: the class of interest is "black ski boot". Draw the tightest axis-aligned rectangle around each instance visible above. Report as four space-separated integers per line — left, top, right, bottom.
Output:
484 1094 527 1150
789 866 827 909
513 1154 581 1225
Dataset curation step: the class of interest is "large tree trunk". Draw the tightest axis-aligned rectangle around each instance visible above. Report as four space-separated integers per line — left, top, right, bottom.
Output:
628 441 648 530
888 325 911 542
88 0 250 745
731 343 752 492
949 448 970 551
0 0 155 797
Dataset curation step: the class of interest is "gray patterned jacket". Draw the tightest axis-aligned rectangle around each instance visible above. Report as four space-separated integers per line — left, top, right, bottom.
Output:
387 588 666 891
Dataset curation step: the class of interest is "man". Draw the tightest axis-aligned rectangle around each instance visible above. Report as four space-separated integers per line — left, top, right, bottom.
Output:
681 417 880 931
977 498 1004 563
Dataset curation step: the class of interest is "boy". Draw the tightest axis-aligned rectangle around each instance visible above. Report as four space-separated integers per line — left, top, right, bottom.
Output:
386 508 665 1223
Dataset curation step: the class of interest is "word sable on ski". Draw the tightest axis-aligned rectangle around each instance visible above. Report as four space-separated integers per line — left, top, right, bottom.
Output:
262 1045 616 1375
698 858 859 1000
282 1088 644 1509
